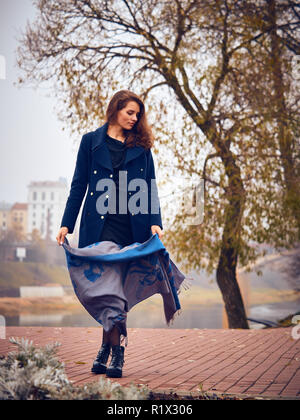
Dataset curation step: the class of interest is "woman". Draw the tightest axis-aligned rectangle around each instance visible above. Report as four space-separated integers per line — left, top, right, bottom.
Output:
56 90 184 379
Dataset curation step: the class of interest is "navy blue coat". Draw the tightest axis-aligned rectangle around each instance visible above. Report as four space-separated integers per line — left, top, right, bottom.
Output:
60 122 163 248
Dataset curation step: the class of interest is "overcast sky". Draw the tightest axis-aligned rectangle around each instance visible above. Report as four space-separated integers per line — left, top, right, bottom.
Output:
0 0 198 230
0 0 77 204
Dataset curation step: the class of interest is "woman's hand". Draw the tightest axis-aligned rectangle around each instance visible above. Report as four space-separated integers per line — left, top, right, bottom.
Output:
151 225 164 240
56 227 69 246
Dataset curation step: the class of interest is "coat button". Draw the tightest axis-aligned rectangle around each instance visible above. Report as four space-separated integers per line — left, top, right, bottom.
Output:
101 215 104 219
90 192 94 196
140 168 143 171
110 174 113 178
94 170 97 174
132 212 135 216
105 194 109 198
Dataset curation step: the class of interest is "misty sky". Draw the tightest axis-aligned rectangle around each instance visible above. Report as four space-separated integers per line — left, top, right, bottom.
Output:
0 0 78 204
0 0 192 228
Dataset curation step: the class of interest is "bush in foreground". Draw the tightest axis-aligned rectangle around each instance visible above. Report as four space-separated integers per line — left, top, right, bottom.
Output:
0 337 149 400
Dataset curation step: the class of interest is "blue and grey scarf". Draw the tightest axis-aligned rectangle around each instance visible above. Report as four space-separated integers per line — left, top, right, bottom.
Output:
62 233 186 346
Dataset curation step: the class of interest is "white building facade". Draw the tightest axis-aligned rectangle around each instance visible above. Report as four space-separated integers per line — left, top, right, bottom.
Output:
27 178 70 242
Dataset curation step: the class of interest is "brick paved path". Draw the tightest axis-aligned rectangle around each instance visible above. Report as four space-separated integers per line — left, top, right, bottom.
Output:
0 326 299 399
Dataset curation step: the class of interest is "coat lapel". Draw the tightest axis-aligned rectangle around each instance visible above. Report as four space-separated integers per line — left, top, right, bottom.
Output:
91 123 112 171
124 145 145 166
91 122 145 170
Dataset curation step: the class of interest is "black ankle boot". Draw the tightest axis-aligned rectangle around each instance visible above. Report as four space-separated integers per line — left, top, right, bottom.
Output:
91 343 111 374
106 345 125 378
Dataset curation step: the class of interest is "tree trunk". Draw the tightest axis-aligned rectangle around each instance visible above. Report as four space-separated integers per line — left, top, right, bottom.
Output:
216 151 249 329
217 240 249 329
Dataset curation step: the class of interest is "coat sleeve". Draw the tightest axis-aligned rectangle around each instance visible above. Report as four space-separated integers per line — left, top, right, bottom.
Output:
146 149 163 230
60 133 90 234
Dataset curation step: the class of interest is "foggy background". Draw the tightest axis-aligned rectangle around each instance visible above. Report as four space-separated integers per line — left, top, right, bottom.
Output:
0 0 78 204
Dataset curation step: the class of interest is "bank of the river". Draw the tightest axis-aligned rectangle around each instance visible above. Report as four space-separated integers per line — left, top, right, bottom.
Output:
0 261 69 291
0 295 80 316
0 286 299 318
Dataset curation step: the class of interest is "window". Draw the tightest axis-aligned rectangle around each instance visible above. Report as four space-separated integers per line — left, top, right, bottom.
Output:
42 192 45 201
33 191 37 201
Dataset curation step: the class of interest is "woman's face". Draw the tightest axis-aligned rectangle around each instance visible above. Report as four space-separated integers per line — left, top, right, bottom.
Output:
116 100 140 131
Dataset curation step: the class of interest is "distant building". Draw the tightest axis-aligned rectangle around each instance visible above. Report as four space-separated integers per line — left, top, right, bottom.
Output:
10 203 28 238
0 201 12 237
27 178 70 242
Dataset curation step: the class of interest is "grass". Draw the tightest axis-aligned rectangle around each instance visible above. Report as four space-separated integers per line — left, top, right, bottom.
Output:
0 261 70 288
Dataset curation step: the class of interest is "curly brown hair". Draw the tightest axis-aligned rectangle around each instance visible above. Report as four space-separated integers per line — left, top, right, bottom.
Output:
105 90 154 149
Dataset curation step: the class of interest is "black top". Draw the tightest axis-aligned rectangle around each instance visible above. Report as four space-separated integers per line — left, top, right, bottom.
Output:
98 134 134 247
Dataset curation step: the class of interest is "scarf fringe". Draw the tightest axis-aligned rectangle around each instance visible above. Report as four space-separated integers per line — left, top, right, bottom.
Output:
177 276 194 295
166 275 195 326
166 308 183 327
120 334 128 347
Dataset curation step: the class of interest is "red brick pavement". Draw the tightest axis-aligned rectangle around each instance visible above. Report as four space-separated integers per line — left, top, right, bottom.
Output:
0 326 299 399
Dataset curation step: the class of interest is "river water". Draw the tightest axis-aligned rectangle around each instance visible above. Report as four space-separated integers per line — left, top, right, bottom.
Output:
4 299 300 330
